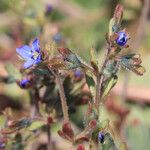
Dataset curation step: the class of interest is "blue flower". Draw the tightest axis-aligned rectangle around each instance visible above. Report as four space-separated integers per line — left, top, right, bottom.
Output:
16 38 42 69
116 31 127 46
0 142 5 149
74 70 83 78
45 4 53 15
20 79 31 88
98 132 105 143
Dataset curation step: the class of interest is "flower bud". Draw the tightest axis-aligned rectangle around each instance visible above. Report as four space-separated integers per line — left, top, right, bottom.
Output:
98 132 105 143
19 79 31 88
77 144 85 150
116 32 127 46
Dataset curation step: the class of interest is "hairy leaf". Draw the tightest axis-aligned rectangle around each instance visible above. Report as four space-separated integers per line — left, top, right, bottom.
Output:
33 68 50 75
103 61 119 78
102 75 118 99
85 73 95 98
90 47 98 71
119 54 146 76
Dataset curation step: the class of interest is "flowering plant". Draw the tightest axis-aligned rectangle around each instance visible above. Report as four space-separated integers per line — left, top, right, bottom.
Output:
0 4 145 150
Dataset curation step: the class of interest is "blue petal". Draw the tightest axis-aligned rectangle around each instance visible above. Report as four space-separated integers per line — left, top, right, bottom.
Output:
20 79 30 88
34 55 42 64
16 45 32 59
23 60 34 69
32 38 40 53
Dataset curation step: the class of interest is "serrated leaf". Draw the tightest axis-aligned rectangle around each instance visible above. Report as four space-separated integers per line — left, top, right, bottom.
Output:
102 75 118 99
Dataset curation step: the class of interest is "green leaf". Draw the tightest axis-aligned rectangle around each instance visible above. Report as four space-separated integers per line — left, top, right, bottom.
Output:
27 120 44 131
85 73 95 98
102 75 118 99
57 48 81 69
103 61 119 78
90 47 98 71
70 80 85 95
99 119 110 131
109 4 123 36
119 54 146 76
0 115 6 127
109 18 120 36
33 68 50 75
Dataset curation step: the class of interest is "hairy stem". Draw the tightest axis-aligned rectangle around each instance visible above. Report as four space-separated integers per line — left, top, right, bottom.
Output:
94 74 101 109
95 46 110 107
29 88 41 117
47 124 53 150
55 73 69 123
81 62 95 73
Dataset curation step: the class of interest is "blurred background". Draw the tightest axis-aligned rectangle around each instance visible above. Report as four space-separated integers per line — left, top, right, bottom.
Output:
0 0 150 150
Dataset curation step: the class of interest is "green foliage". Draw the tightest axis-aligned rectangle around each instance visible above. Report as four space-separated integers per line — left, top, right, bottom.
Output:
102 75 118 99
27 120 45 131
85 73 96 98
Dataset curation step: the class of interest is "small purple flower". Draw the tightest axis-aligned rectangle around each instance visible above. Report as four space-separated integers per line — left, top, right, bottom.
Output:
20 79 31 88
0 142 5 149
98 132 105 143
116 31 127 46
74 70 83 78
45 4 53 15
16 38 42 69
